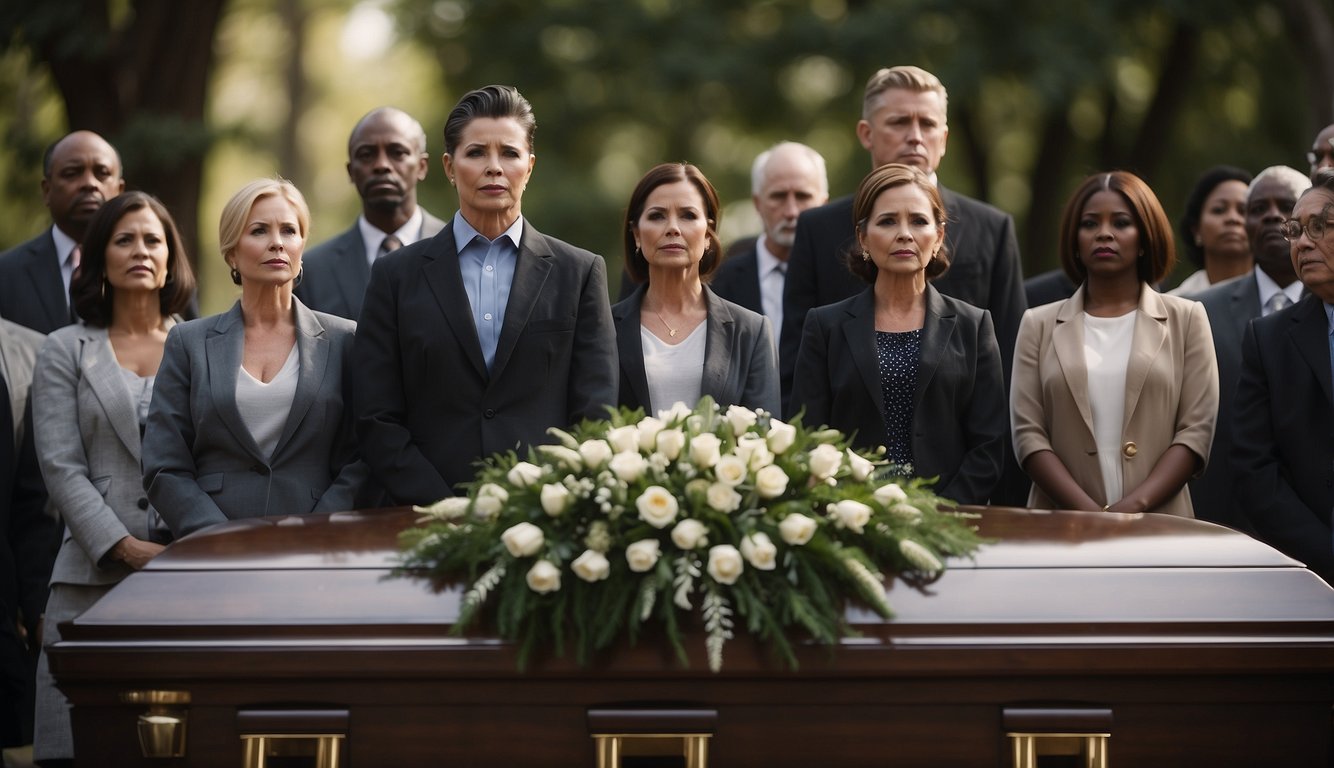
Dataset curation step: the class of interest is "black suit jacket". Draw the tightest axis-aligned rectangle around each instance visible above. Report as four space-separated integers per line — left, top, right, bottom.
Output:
780 190 1025 407
1189 274 1260 531
707 237 764 316
353 219 617 505
296 210 448 321
1023 268 1077 309
1232 294 1334 583
0 229 69 334
789 285 1006 505
612 284 779 415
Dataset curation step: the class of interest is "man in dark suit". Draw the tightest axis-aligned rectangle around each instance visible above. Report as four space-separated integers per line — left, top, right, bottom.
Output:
296 107 447 320
710 142 828 332
1232 170 1334 584
1310 122 1334 182
1023 268 1077 309
780 66 1025 407
0 131 124 333
1189 166 1310 531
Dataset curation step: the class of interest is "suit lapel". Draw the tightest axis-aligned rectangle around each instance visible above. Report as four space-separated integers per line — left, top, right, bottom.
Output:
842 289 885 416
1051 288 1096 437
613 287 652 410
333 229 371 319
205 304 265 460
79 326 144 460
700 288 734 403
1287 296 1334 406
1229 275 1260 341
914 286 954 411
271 301 329 458
491 226 553 379
1122 288 1168 427
28 232 67 330
740 245 764 314
421 223 488 379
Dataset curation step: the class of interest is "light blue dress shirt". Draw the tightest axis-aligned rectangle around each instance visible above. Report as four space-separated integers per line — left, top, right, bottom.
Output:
453 212 523 373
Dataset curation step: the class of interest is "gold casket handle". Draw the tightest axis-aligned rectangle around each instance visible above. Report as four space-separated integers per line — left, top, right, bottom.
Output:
588 708 717 768
121 690 192 759
1003 707 1112 768
237 708 349 768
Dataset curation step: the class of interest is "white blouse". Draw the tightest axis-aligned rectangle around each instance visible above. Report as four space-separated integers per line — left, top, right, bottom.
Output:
641 322 706 416
1083 311 1136 504
235 344 300 460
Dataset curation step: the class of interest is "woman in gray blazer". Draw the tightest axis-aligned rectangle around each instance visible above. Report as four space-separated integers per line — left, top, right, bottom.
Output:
615 163 779 416
32 191 196 762
142 179 367 539
788 165 1007 505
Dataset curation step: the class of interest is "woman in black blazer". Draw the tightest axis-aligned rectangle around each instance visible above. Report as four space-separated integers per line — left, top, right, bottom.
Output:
789 164 1005 504
615 163 779 416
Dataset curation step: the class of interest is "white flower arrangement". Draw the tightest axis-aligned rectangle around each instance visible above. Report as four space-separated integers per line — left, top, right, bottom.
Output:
401 396 983 672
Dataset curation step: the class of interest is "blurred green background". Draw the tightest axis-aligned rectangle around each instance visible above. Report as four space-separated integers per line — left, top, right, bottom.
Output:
2 0 1330 315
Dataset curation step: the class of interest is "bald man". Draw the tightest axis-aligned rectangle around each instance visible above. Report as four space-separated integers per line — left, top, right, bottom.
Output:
296 107 448 320
0 131 125 333
1309 123 1334 183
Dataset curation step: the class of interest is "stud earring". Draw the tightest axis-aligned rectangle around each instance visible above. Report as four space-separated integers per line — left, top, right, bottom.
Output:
861 249 870 261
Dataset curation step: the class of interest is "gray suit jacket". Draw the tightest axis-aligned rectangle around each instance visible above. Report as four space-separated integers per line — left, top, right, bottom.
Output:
33 323 167 586
143 299 368 537
295 210 447 320
612 285 780 415
0 228 69 334
0 320 44 451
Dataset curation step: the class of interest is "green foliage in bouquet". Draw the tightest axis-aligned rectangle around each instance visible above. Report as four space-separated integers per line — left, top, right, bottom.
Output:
398 397 984 672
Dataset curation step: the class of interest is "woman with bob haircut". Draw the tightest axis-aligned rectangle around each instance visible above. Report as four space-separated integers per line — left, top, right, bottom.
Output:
1011 170 1218 517
789 164 1006 505
614 162 779 416
31 190 195 761
142 178 367 538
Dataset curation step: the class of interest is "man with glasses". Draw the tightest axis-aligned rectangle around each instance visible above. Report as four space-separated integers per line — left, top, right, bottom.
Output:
1309 124 1334 183
1188 166 1310 531
1232 168 1334 585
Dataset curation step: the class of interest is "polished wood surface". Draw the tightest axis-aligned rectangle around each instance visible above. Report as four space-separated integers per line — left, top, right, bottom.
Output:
51 507 1334 767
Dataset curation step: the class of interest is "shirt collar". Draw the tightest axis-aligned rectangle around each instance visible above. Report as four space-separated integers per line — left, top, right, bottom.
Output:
453 211 524 254
754 235 786 277
50 224 78 264
1254 266 1302 306
358 208 424 256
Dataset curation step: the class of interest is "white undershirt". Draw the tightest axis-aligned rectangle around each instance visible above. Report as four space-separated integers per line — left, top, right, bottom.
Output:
1083 311 1136 505
235 344 300 460
641 322 706 416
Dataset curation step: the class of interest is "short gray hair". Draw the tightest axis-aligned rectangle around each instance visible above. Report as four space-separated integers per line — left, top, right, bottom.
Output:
1248 165 1312 200
750 141 829 198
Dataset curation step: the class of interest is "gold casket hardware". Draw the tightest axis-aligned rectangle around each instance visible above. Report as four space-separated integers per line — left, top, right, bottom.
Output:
120 690 191 758
589 707 716 768
1004 706 1112 768
237 708 349 768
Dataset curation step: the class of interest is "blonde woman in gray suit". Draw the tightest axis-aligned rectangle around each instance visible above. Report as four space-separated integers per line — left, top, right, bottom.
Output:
31 191 196 763
142 179 367 539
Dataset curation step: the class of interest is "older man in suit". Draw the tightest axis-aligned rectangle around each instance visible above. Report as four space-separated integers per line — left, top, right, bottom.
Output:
296 108 447 320
1232 169 1334 584
1189 166 1310 530
780 66 1025 405
710 142 828 333
1310 123 1334 182
0 132 125 334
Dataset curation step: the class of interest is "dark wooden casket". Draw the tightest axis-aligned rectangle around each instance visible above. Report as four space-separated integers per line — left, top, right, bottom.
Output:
51 507 1334 767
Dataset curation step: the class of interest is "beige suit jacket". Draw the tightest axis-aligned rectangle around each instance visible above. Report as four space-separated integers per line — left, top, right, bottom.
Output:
1010 285 1218 518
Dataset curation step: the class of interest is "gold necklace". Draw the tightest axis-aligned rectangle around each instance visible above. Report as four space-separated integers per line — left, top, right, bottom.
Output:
655 310 678 338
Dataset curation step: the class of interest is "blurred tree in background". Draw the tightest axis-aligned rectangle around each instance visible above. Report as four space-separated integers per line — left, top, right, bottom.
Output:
1 0 1330 313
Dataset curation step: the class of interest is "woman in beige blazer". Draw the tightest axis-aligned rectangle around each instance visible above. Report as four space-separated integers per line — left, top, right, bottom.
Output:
31 192 196 761
1011 171 1218 518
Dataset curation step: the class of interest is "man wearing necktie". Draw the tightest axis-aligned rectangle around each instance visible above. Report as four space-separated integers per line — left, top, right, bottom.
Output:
1189 166 1311 531
296 107 448 320
0 131 124 333
1232 168 1334 585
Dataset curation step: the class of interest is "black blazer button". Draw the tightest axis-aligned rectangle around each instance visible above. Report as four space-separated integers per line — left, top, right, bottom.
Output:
137 497 149 510
484 408 496 419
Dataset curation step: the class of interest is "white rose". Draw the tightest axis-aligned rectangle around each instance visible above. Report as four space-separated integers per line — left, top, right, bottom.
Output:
808 444 843 480
507 461 544 488
655 428 686 461
887 502 922 523
705 482 742 513
846 449 874 482
754 464 789 499
688 433 722 469
707 544 744 584
899 539 943 573
778 513 817 545
473 494 503 520
571 549 611 582
536 444 582 469
609 451 647 483
412 496 471 521
637 416 665 452
714 454 748 487
635 485 680 528
766 419 797 454
657 401 693 424
625 539 661 572
671 518 709 549
740 532 778 570
526 559 561 593
606 425 640 454
828 499 872 534
577 439 613 469
539 483 572 516
736 435 773 470
501 522 545 557
725 404 758 436
477 482 509 503
874 483 908 506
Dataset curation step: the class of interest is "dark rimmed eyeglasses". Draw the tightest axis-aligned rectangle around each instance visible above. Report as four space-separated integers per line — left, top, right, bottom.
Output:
1279 217 1332 242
